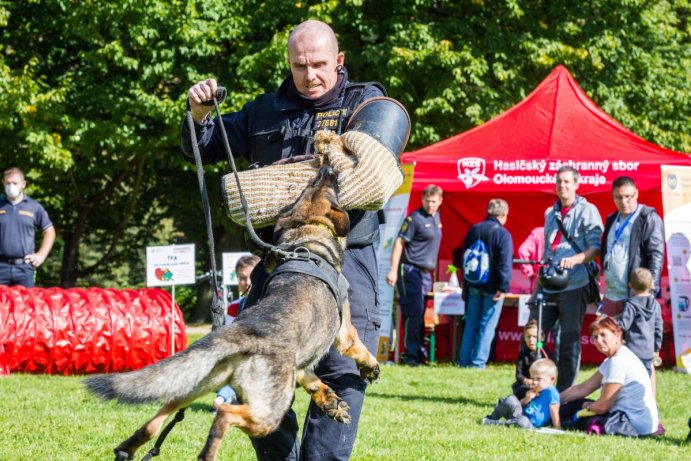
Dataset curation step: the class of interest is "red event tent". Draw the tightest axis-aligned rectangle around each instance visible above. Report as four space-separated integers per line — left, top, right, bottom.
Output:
401 65 690 364
403 64 690 284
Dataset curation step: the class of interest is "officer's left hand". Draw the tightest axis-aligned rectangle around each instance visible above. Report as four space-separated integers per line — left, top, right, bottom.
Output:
24 253 45 267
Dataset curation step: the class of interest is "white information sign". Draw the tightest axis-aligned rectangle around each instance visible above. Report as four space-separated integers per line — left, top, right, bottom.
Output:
222 252 252 286
433 292 465 315
146 244 196 287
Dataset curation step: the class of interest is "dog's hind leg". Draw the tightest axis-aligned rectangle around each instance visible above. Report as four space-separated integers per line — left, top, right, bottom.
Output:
334 303 381 383
296 369 351 424
198 403 276 461
113 401 180 461
199 363 296 460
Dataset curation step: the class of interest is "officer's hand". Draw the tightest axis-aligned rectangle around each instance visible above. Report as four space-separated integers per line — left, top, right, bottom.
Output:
386 270 397 287
187 79 218 123
25 253 45 267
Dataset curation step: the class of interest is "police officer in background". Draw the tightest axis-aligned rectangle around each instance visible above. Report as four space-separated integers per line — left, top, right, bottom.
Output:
386 185 443 365
182 20 403 461
0 167 55 288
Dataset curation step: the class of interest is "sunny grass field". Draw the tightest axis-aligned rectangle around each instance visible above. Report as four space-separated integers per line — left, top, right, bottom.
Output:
1 334 689 461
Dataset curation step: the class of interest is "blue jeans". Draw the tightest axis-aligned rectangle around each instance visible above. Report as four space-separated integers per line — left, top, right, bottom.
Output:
0 262 34 287
459 287 503 368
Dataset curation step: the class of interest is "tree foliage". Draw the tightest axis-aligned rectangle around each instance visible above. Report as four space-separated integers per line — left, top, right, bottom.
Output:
0 1 688 309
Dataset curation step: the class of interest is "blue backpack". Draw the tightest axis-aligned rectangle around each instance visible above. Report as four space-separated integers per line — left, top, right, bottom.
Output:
462 226 498 285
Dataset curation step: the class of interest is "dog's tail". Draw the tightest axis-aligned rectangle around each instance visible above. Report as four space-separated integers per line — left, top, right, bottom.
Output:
84 332 240 404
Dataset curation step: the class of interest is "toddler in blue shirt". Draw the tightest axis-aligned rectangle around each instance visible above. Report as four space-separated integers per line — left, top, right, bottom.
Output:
483 358 561 429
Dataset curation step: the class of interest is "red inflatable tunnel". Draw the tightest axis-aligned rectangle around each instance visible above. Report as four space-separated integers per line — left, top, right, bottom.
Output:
0 286 187 375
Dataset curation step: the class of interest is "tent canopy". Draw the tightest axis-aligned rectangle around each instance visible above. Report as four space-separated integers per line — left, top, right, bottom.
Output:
401 65 690 288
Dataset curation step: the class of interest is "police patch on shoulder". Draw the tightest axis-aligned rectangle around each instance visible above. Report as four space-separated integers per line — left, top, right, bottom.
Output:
400 218 411 233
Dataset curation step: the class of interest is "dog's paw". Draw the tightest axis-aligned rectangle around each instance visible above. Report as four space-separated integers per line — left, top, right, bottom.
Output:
317 388 352 424
359 362 380 383
314 130 345 156
114 450 133 461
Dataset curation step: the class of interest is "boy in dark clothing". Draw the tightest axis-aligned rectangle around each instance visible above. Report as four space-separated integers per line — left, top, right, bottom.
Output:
616 267 662 394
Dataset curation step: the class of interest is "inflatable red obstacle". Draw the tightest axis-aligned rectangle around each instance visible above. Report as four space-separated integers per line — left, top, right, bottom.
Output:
0 286 187 375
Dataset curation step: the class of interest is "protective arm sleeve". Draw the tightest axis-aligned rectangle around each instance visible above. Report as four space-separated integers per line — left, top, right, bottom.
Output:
222 131 403 227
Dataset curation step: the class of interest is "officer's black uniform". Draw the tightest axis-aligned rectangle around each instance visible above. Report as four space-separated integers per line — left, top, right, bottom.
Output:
0 195 52 288
395 207 442 365
181 68 388 461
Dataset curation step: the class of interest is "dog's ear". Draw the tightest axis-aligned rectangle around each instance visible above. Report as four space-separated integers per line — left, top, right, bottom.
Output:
327 205 350 237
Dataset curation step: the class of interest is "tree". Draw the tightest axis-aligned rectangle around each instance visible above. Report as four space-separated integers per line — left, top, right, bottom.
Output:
1 0 688 305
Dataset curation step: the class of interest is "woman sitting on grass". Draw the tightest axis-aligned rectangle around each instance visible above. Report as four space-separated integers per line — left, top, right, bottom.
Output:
559 316 659 436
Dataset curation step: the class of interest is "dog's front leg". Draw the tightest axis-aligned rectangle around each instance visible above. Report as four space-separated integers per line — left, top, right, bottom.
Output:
296 369 351 424
334 302 380 383
113 401 179 461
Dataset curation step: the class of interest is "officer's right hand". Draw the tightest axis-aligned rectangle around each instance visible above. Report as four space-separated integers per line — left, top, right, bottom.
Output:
188 78 218 123
386 270 397 287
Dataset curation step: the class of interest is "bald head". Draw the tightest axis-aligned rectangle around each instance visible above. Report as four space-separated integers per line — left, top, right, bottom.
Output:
288 20 339 54
287 20 344 99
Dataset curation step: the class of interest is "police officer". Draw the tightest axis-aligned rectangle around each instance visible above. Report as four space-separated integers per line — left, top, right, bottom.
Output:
0 167 55 287
182 20 402 461
386 185 443 365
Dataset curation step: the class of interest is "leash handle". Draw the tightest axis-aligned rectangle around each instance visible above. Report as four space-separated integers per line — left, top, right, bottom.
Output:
200 87 227 106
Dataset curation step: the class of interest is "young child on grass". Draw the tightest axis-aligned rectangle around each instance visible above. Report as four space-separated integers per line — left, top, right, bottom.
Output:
616 267 662 395
483 358 561 429
512 320 554 399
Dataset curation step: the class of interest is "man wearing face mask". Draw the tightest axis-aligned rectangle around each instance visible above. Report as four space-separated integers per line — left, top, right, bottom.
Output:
0 167 55 287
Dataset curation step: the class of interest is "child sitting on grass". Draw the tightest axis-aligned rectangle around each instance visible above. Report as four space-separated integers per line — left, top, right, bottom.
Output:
513 320 554 399
483 358 561 429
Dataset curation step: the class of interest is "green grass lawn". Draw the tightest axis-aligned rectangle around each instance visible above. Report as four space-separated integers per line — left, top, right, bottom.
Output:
1 340 688 460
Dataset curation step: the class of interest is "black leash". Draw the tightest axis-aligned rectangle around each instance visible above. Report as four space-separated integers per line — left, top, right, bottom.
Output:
138 409 186 461
185 103 226 330
141 88 299 461
198 88 292 259
184 89 294 324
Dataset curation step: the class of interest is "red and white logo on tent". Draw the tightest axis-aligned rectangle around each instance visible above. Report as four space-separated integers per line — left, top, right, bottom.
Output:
457 157 490 189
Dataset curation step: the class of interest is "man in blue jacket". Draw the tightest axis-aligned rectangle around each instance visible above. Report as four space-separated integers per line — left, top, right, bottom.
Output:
456 198 513 368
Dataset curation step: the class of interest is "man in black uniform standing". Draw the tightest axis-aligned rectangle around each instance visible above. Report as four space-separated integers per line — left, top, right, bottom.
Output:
0 167 55 287
182 20 403 461
386 185 443 365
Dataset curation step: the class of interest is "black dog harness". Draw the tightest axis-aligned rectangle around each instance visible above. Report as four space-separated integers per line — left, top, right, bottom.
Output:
262 249 349 313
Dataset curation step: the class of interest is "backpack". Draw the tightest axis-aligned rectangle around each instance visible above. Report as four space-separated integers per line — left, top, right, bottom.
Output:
462 225 499 285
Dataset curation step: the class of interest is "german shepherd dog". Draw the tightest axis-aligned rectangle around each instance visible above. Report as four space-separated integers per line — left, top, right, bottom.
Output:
85 163 381 461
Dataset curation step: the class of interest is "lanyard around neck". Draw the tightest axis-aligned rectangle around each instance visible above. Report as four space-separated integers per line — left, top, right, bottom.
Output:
608 205 639 257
